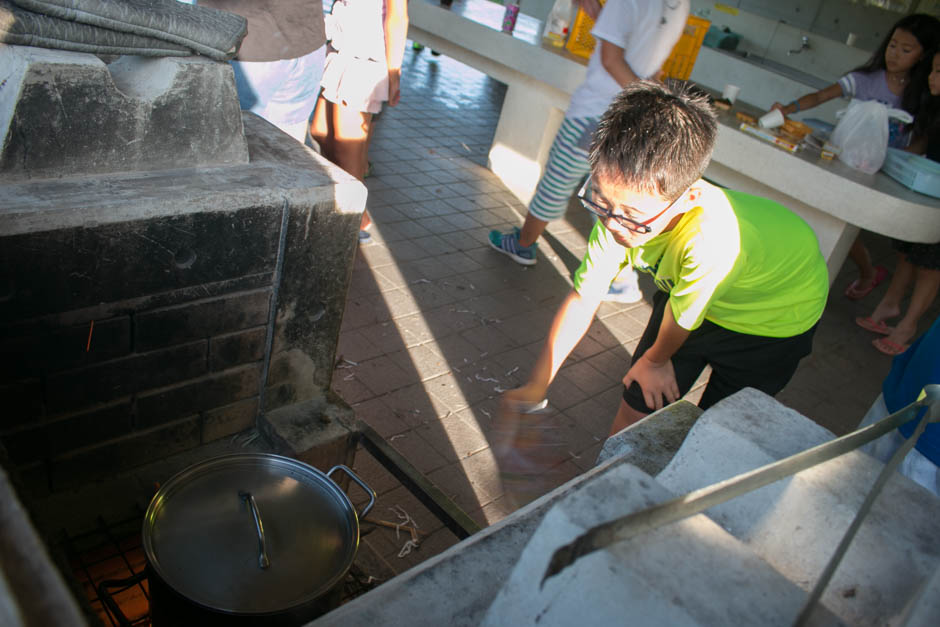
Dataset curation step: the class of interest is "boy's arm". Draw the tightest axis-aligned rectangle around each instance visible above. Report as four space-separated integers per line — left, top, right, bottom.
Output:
599 40 640 88
504 290 603 405
384 0 409 107
623 299 690 410
576 0 602 20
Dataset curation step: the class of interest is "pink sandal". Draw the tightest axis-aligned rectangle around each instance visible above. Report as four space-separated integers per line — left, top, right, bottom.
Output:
844 266 888 300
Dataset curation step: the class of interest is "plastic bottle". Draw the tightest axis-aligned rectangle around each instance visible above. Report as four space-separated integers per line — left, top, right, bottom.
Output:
502 0 521 34
543 0 575 47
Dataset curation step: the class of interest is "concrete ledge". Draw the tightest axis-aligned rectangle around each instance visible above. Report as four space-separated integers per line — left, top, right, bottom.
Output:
595 399 704 474
0 466 87 626
0 46 248 180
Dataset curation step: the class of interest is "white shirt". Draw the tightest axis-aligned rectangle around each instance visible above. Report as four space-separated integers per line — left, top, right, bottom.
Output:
566 0 690 119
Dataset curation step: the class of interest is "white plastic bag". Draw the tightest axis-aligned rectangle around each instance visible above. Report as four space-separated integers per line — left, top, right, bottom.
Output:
830 99 913 174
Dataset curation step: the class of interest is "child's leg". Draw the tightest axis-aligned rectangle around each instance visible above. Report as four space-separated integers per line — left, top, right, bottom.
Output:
844 235 885 299
519 213 549 248
330 103 372 180
849 236 875 280
868 253 914 324
309 94 335 162
882 264 940 347
330 103 374 230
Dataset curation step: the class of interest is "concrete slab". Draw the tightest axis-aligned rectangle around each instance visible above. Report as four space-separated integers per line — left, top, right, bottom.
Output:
0 45 248 180
481 462 836 627
656 388 940 626
595 399 704 473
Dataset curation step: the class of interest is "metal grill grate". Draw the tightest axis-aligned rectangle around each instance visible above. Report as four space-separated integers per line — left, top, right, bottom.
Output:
60 509 151 626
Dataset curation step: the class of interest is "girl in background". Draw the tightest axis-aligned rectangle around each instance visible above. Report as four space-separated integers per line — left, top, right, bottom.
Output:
311 0 409 243
771 14 940 301
856 47 940 355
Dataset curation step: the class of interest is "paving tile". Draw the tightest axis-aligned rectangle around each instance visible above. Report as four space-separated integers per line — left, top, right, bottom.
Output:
387 430 449 475
352 444 401 496
563 395 617 440
355 354 416 396
421 306 483 337
336 330 385 364
560 360 616 398
426 462 489 515
391 259 448 283
584 347 634 384
381 383 447 428
458 324 518 358
330 372 375 405
387 344 449 381
368 188 412 206
414 412 489 463
351 396 411 441
375 220 433 242
424 371 490 412
367 204 410 224
374 288 422 320
425 333 485 367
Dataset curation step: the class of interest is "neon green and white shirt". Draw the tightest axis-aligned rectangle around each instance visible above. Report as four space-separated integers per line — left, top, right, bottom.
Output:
572 181 829 338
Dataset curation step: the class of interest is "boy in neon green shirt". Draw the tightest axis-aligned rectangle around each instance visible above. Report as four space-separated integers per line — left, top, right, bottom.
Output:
503 81 829 435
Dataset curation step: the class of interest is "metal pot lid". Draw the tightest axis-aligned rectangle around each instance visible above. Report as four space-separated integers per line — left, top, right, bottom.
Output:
143 453 363 614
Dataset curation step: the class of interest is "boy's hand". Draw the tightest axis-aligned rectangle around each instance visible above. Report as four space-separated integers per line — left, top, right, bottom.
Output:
495 385 548 453
622 353 679 411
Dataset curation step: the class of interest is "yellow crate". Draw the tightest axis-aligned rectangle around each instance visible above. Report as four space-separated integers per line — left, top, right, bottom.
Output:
564 1 605 59
661 15 710 81
565 9 710 82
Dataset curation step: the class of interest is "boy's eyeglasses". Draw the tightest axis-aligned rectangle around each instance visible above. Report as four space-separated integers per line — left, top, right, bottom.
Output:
577 179 684 234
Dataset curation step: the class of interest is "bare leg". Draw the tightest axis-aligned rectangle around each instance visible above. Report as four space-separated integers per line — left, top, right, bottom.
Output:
882 264 940 347
329 102 373 230
868 253 913 324
609 399 648 437
518 212 549 248
848 236 876 286
309 95 334 162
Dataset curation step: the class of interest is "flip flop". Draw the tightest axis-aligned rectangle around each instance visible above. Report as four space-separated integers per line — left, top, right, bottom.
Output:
844 265 889 300
872 337 910 356
855 316 893 335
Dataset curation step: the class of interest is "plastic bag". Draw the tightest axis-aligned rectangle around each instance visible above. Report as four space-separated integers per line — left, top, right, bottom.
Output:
830 99 913 174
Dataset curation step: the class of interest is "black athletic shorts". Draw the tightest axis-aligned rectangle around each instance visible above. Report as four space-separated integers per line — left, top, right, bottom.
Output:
622 290 817 413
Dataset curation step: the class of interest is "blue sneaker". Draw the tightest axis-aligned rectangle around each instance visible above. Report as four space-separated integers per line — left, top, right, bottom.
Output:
488 227 537 265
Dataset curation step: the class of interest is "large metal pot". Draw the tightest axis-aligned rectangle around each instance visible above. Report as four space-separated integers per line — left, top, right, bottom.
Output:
142 453 375 626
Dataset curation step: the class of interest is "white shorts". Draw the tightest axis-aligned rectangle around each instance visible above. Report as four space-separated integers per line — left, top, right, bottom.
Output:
319 49 388 114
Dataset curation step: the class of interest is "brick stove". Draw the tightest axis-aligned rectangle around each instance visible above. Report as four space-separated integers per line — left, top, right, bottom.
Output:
0 45 370 624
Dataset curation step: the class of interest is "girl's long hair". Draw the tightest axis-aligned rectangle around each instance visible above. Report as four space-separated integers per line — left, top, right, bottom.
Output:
853 13 940 114
912 49 940 144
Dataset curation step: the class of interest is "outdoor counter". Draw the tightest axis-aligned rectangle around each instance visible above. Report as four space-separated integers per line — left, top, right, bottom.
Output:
407 0 940 282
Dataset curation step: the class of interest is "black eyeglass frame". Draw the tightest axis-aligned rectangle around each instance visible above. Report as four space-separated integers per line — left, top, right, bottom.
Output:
577 179 685 234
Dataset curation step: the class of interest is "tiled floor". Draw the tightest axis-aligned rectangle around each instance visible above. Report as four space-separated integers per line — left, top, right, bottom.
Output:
332 45 940 573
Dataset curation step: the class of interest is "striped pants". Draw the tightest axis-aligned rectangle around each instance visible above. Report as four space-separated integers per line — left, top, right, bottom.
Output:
528 116 599 222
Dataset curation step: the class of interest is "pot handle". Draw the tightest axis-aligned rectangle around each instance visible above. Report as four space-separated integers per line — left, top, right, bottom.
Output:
327 465 376 518
239 491 271 570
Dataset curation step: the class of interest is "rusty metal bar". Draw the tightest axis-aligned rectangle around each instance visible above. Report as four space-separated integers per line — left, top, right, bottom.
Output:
354 422 481 540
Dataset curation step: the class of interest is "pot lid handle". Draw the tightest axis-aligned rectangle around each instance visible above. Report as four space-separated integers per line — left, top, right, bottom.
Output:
239 490 271 570
327 465 376 518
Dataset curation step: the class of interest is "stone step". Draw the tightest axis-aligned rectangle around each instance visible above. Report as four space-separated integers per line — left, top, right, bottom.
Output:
655 388 940 626
481 461 841 626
